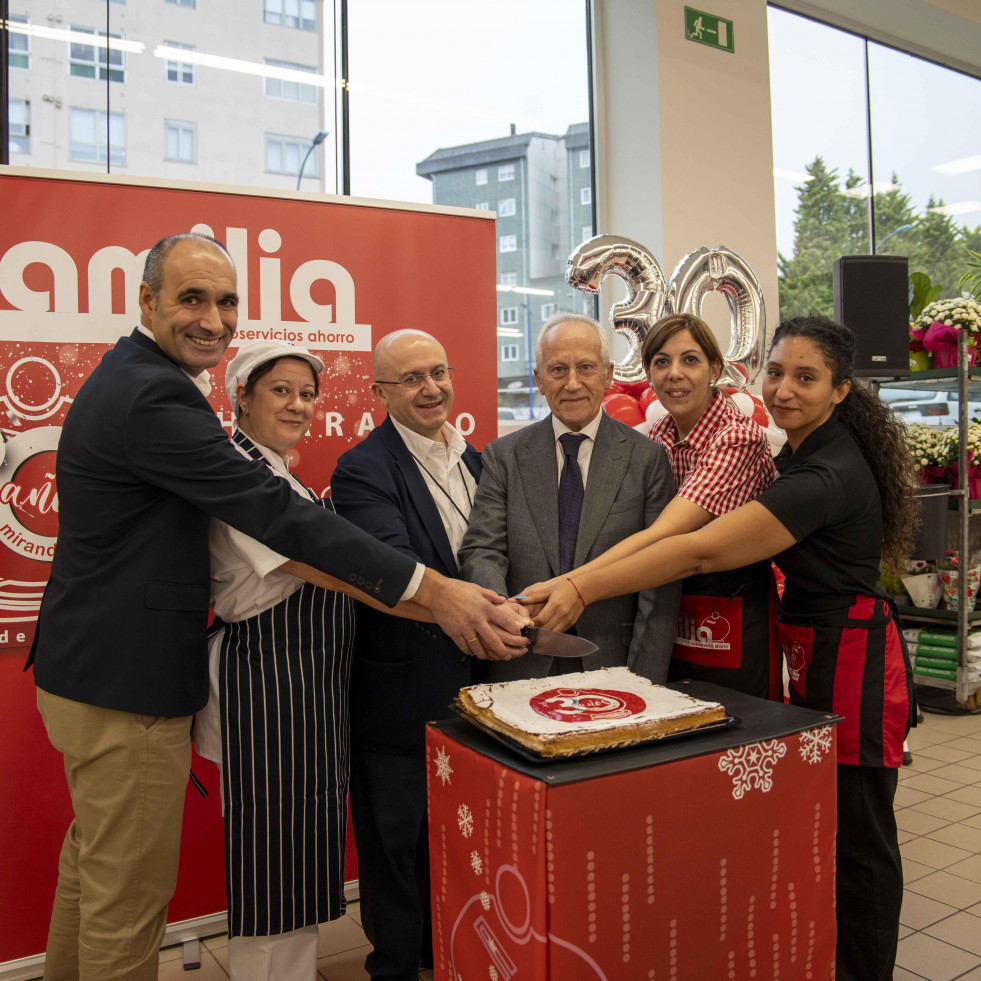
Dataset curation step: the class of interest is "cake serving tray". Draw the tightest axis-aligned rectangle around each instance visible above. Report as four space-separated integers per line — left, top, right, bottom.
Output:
451 702 739 763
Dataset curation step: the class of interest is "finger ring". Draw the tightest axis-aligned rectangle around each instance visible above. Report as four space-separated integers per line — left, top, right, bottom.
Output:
465 636 478 645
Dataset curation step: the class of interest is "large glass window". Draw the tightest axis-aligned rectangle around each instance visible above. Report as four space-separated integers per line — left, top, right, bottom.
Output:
263 0 317 32
769 7 981 320
265 134 318 178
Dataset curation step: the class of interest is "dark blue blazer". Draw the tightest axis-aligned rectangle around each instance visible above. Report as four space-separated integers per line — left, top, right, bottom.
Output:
29 331 415 717
331 416 481 753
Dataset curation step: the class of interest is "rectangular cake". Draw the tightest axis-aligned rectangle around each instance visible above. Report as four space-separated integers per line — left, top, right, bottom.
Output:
456 666 726 758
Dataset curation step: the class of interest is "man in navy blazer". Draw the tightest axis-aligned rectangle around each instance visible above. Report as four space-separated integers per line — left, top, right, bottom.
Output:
332 330 488 981
29 236 526 981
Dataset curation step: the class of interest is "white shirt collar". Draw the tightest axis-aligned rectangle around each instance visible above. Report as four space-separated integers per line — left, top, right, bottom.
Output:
137 324 212 397
550 409 602 444
390 416 467 468
231 428 294 478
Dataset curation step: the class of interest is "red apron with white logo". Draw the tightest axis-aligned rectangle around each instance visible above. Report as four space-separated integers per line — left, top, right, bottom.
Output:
668 560 781 700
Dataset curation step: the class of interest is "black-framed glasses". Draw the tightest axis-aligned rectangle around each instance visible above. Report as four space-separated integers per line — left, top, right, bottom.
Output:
373 367 454 389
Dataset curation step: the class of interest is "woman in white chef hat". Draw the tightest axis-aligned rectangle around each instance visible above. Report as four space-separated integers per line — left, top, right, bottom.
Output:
195 339 353 981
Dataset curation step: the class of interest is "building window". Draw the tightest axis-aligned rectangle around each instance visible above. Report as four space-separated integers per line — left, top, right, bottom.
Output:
8 99 30 154
475 201 489 211
498 163 515 181
165 121 197 163
499 234 517 253
541 303 557 320
501 344 519 362
264 58 318 103
581 225 592 242
499 271 517 287
580 186 591 205
8 14 29 70
498 197 516 217
69 108 126 164
579 149 590 168
475 168 488 185
69 26 126 83
500 307 519 326
265 135 318 177
165 0 195 6
263 0 317 31
164 41 196 84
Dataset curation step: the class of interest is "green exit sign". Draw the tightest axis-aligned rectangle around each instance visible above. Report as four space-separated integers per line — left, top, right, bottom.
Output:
685 7 735 53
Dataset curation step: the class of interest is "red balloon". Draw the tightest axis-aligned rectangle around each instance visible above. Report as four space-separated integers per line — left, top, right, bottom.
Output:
602 393 645 427
638 387 658 412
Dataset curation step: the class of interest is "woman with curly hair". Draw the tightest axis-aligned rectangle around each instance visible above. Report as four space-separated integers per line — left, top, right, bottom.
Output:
522 314 917 981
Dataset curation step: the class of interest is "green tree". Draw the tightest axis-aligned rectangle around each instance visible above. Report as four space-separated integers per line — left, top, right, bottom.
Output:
777 156 853 318
909 197 967 296
873 175 916 256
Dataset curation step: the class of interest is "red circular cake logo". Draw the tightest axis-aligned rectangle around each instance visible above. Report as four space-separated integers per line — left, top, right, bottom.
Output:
530 687 646 722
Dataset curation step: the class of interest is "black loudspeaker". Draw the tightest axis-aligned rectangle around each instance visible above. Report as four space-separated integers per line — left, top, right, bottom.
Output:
833 254 910 378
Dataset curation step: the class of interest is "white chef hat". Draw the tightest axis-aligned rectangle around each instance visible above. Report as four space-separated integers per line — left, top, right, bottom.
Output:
225 340 325 419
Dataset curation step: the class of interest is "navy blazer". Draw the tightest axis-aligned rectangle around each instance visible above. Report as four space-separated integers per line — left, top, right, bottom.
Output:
331 416 481 753
29 331 416 717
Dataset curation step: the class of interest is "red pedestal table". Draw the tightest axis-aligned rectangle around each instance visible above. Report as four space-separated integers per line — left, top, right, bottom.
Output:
426 681 841 981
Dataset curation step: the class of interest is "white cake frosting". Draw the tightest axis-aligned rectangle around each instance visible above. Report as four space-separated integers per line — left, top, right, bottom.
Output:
462 666 723 736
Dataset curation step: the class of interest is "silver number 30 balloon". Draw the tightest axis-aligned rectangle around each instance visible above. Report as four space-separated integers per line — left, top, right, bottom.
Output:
566 234 766 389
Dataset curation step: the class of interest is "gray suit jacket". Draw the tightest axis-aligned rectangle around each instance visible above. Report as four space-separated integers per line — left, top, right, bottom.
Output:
458 412 681 683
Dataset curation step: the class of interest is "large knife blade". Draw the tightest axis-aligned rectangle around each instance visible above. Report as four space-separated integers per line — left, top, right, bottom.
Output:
522 625 598 658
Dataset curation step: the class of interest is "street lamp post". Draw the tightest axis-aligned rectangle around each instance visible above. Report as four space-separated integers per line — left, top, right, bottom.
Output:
296 130 329 190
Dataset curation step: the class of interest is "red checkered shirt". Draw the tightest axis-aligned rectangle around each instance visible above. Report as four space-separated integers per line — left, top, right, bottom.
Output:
648 391 775 517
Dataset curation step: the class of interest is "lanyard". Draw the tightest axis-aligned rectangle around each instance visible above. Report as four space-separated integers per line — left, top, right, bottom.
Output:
409 453 473 526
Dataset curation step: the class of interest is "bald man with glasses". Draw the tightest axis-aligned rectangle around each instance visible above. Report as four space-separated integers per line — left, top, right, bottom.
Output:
331 329 501 981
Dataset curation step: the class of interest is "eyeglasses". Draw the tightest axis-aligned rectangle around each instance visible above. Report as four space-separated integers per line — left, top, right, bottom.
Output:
374 367 455 389
544 364 602 380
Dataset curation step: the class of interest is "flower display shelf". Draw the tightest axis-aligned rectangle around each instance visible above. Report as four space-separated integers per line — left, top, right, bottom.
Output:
882 333 981 712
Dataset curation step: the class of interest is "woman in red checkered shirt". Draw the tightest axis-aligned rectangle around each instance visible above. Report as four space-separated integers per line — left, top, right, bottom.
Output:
527 313 781 698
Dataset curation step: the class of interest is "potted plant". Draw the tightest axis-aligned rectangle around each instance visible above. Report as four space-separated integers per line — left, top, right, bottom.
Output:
913 296 981 368
906 422 951 484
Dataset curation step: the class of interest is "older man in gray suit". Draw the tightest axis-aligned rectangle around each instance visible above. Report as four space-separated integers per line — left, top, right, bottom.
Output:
459 313 680 682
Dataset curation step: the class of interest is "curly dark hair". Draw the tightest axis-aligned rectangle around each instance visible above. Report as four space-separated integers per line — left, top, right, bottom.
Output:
770 314 919 566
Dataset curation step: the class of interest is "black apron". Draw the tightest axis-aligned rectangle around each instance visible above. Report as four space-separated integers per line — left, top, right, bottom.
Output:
667 560 781 700
218 496 356 937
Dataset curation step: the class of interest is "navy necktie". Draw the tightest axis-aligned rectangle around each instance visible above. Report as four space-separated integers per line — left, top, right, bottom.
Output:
558 432 587 575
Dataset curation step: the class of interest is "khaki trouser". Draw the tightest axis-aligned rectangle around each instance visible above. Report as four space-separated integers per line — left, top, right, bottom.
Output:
37 688 192 981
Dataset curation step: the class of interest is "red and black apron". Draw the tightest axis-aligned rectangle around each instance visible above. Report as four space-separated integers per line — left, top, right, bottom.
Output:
776 594 914 767
668 560 782 700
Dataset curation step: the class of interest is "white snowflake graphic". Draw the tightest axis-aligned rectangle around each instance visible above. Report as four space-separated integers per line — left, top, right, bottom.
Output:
798 726 833 765
489 967 499 981
718 739 787 799
458 803 474 838
470 850 483 875
480 890 491 910
434 746 454 786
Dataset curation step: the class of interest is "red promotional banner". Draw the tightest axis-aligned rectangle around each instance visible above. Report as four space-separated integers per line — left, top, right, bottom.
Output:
0 170 498 965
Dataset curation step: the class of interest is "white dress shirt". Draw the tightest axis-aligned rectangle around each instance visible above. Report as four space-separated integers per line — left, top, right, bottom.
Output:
391 417 477 568
550 410 603 487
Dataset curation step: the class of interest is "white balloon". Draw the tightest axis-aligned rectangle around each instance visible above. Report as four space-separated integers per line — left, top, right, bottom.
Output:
645 399 669 424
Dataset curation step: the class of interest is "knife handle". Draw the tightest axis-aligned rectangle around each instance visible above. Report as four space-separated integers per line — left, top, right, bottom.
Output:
521 624 539 652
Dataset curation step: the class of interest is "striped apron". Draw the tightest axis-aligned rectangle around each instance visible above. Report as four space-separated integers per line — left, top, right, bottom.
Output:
217 494 356 937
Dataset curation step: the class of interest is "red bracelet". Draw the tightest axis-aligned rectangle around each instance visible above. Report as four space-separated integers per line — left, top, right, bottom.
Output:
566 577 587 609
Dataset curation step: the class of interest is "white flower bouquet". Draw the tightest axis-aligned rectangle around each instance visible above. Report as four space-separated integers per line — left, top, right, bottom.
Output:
914 296 981 367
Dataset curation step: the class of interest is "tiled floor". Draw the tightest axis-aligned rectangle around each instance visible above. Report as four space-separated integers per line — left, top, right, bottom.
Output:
157 707 981 981
157 903 431 980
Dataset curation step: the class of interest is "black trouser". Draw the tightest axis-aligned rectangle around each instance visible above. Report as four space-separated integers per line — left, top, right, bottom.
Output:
835 764 902 981
350 748 432 981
